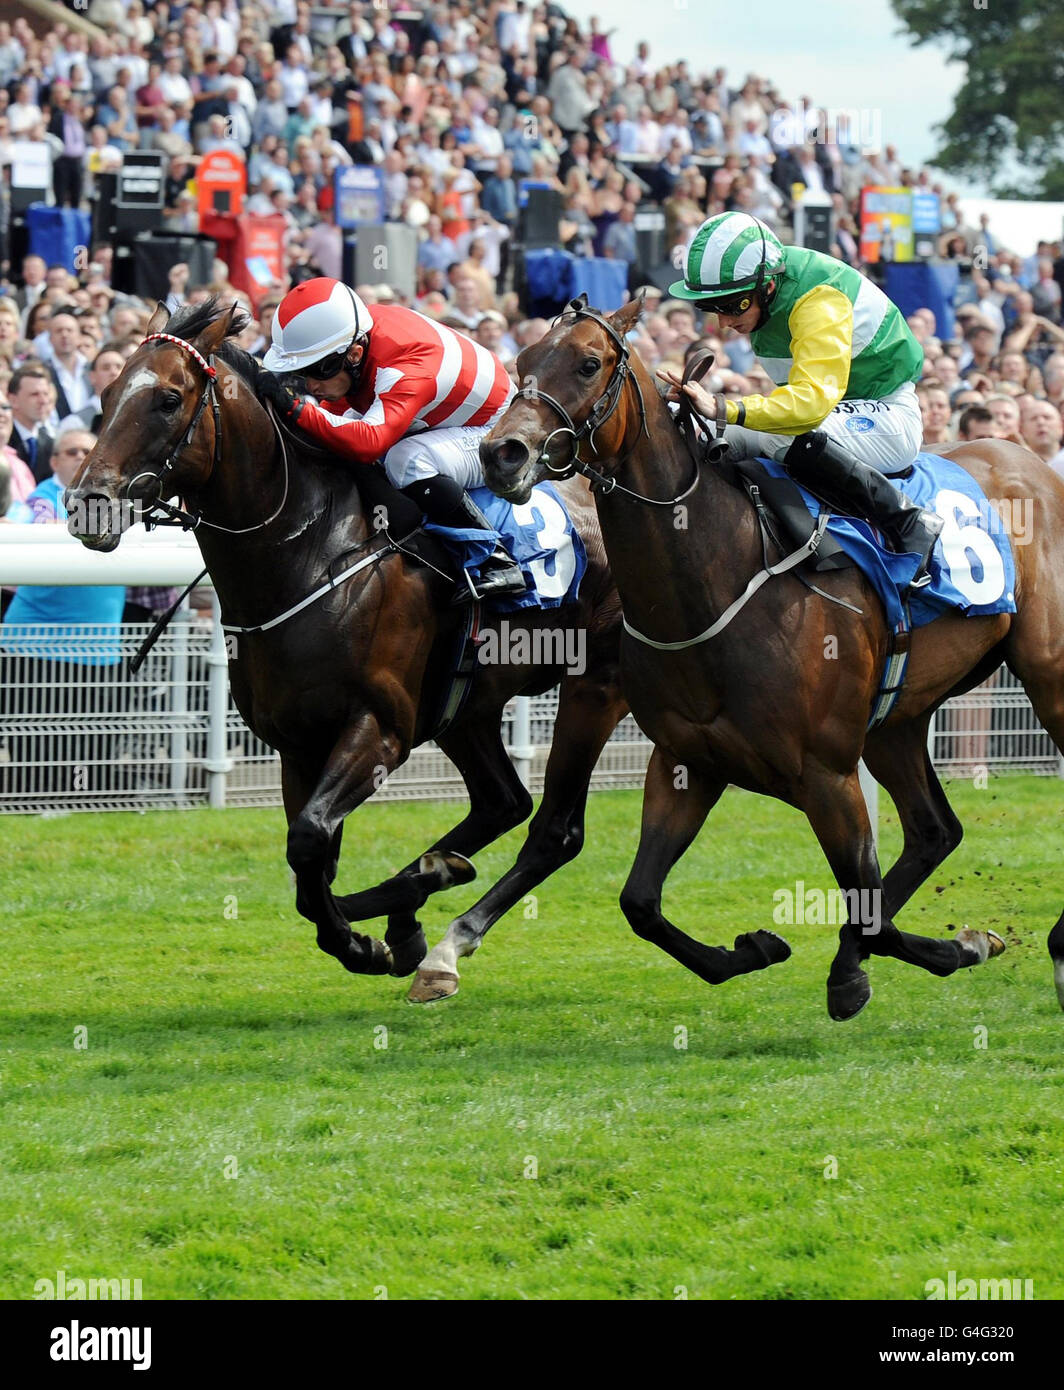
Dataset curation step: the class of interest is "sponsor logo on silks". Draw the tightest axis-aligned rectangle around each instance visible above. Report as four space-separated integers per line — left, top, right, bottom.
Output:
846 415 875 432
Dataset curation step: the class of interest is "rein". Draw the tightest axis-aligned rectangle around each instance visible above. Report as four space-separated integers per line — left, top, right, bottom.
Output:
125 332 290 537
523 304 832 651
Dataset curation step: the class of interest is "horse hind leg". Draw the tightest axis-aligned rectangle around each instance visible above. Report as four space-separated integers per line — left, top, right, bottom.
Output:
802 766 1003 1021
619 749 792 986
998 637 1064 1009
862 714 963 918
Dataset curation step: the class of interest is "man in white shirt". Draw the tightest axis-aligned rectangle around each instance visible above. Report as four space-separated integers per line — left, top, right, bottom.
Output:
660 111 693 156
58 347 124 434
469 109 505 163
8 81 42 136
40 310 93 417
737 119 771 159
497 1 531 54
634 107 661 157
157 54 193 105
279 48 310 110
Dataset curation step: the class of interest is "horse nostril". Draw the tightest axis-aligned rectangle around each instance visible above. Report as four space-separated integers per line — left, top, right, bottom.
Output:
483 436 530 476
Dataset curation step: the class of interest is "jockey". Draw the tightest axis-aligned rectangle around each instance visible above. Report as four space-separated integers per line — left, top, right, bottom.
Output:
258 277 526 602
663 212 943 585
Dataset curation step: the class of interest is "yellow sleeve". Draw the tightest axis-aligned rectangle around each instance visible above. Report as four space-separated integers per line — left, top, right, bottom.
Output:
725 285 854 433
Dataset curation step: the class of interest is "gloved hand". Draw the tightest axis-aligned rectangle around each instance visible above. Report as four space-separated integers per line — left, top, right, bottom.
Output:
256 367 305 422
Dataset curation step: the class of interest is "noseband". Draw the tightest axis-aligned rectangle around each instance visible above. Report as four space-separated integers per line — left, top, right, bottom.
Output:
509 300 700 509
510 301 651 493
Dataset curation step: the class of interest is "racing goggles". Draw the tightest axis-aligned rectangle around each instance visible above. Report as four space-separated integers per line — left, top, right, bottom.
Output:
304 339 355 380
703 288 757 317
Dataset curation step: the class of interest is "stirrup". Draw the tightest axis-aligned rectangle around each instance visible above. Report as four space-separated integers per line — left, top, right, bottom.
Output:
451 559 527 607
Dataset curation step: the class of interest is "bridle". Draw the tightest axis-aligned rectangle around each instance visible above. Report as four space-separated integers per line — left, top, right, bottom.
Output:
510 299 701 509
121 331 290 536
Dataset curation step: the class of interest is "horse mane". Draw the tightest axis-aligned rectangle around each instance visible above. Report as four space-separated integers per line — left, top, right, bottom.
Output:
166 296 259 387
166 295 365 474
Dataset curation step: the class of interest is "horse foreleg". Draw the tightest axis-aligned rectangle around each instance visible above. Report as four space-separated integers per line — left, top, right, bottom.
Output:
617 748 791 984
409 677 628 1002
283 717 408 976
333 718 534 978
802 766 1003 1021
862 714 963 917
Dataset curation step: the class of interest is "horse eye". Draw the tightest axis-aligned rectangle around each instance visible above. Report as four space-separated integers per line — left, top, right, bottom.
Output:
157 392 181 413
580 358 601 377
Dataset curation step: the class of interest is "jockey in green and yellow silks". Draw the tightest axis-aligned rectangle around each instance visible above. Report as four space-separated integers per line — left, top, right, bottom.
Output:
663 212 943 585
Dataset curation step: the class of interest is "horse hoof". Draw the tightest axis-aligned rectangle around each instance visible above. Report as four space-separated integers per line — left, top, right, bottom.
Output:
827 973 871 1021
419 850 476 889
407 968 460 1003
735 929 792 969
956 926 1006 966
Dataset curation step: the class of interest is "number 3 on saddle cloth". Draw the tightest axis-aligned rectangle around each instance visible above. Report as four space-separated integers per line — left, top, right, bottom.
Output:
766 450 1017 630
424 480 587 610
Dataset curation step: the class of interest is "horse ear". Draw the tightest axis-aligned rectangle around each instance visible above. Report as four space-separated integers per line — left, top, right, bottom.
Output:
610 290 646 337
567 293 590 313
145 301 170 336
196 302 238 357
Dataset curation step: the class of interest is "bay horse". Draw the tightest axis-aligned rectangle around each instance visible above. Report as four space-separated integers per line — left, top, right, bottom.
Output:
480 294 1064 1019
65 298 629 1002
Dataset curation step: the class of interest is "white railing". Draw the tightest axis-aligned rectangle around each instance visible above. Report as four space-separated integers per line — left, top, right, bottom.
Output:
1 528 1060 814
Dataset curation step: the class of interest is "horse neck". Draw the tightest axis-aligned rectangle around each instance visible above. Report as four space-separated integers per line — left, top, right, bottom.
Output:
188 375 366 617
595 358 760 640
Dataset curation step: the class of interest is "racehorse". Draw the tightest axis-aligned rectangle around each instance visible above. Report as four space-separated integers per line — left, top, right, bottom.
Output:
480 293 1064 1019
65 298 629 1002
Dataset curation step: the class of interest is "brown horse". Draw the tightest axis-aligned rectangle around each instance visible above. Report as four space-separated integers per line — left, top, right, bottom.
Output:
481 294 1064 1018
65 299 629 1001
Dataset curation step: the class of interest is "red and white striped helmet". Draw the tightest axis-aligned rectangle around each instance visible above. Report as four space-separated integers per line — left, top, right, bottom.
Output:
263 278 374 373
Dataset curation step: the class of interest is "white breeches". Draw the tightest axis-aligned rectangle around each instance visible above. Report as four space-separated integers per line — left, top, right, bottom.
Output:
726 381 924 476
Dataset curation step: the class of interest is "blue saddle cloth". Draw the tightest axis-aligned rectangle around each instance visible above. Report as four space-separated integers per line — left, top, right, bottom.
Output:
425 481 587 610
759 451 1017 631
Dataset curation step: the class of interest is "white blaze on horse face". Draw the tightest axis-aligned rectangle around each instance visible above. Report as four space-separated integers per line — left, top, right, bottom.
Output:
114 367 160 417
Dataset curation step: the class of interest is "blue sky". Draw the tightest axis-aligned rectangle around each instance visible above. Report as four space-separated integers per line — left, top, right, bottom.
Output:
565 0 967 181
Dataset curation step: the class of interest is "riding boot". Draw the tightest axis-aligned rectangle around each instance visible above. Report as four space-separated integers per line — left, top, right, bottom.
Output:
400 475 527 603
783 431 944 589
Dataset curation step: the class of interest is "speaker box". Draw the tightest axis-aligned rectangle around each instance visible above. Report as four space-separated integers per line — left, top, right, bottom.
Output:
521 188 563 248
112 232 217 299
642 260 683 294
91 172 118 245
633 206 665 273
114 152 166 234
348 223 418 299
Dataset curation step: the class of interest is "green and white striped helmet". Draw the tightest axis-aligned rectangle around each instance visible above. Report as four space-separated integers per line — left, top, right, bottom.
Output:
669 212 787 303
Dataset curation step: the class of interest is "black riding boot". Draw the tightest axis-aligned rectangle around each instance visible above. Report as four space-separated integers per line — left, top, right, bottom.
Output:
401 475 527 603
783 432 943 589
